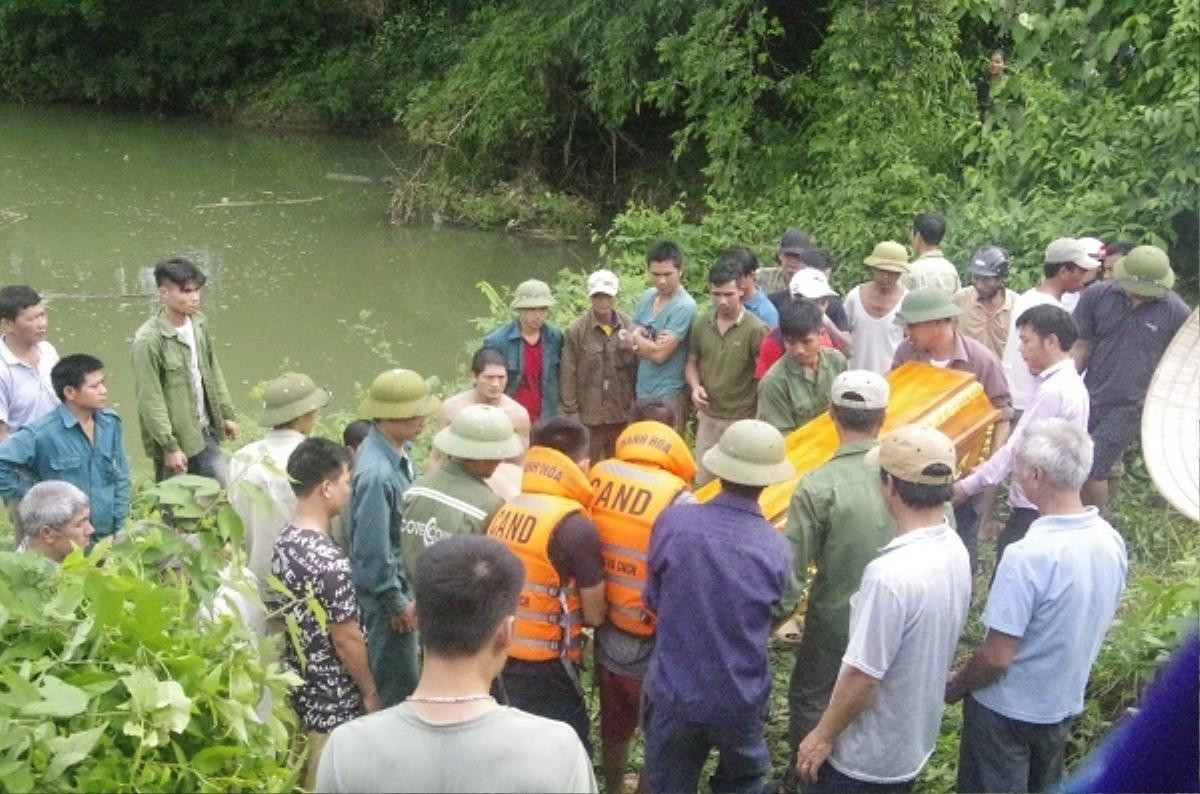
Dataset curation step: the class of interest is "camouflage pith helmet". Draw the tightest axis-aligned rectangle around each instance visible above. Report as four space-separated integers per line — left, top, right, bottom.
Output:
433 404 524 461
702 420 794 487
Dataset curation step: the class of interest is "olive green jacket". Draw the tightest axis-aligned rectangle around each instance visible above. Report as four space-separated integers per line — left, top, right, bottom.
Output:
131 310 235 459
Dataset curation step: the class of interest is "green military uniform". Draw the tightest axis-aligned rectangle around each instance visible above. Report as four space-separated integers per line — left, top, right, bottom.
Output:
399 460 505 579
783 438 893 748
757 347 847 436
131 310 235 460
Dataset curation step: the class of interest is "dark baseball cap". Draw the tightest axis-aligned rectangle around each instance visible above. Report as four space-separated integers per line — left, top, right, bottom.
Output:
778 228 811 257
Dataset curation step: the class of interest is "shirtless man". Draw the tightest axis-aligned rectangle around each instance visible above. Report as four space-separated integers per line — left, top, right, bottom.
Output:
428 347 530 498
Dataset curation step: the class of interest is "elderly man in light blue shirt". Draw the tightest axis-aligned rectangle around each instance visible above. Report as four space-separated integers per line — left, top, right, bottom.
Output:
946 418 1127 794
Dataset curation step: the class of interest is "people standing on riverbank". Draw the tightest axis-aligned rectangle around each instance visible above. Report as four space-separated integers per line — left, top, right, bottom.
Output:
1002 238 1098 415
15 480 93 562
642 420 793 794
589 415 696 793
0 354 129 542
398 404 519 580
348 368 440 708
630 241 698 436
953 305 1089 565
728 245 780 328
131 258 239 484
1071 245 1190 512
902 212 961 293
953 245 1016 360
0 285 59 442
482 279 563 425
843 242 908 375
487 417 606 755
560 269 638 462
316 535 597 794
756 301 846 436
762 227 811 299
782 371 893 780
228 372 330 583
947 419 1127 794
269 436 379 792
686 260 768 485
795 425 970 792
891 287 1012 572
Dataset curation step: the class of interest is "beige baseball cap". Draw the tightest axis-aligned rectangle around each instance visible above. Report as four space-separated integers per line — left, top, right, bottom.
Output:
831 370 889 410
586 269 620 297
865 424 957 484
1044 238 1100 270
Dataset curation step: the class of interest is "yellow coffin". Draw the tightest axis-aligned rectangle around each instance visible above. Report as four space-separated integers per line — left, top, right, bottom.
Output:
695 362 1000 527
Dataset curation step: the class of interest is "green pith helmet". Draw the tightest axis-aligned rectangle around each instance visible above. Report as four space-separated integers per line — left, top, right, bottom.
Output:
433 404 524 461
863 241 909 273
894 287 962 325
510 279 555 310
259 372 331 427
1114 245 1175 298
358 369 441 419
702 419 794 487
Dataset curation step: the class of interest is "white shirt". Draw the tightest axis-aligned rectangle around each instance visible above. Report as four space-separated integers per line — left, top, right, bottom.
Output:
174 318 209 429
976 508 1126 723
844 285 907 375
1002 288 1061 410
228 429 306 582
0 337 60 429
960 358 1089 509
831 522 971 783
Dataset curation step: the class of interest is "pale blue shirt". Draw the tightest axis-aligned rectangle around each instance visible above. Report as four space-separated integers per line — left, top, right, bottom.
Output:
975 508 1127 723
632 287 697 399
743 286 779 328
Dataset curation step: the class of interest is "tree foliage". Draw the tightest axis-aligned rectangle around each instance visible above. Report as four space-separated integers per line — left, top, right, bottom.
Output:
0 477 300 792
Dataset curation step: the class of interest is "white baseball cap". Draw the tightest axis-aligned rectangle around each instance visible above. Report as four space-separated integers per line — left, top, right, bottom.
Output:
587 269 620 297
831 370 890 410
789 268 838 300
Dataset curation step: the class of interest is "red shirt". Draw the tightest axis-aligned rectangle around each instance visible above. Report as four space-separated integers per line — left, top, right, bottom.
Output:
512 337 544 422
755 327 837 379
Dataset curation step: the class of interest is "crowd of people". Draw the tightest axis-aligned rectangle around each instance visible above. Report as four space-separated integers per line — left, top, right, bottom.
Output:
0 210 1191 794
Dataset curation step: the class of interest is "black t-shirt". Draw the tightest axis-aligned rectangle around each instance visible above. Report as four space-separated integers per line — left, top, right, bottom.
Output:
768 289 850 332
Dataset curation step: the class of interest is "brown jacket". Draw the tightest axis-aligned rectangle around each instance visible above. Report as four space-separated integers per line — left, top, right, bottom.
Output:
560 310 638 425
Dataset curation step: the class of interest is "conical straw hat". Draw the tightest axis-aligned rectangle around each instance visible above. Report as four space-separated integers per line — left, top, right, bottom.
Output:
1141 308 1200 522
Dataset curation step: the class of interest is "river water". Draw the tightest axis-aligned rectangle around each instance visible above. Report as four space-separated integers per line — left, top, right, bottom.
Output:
0 103 594 466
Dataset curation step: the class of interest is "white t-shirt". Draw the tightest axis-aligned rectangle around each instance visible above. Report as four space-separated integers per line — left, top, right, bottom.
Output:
316 703 597 793
174 317 209 428
830 522 971 784
844 285 907 375
1002 288 1061 410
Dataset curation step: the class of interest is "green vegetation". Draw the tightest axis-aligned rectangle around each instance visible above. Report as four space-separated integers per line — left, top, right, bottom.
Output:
2 0 1194 261
0 477 302 792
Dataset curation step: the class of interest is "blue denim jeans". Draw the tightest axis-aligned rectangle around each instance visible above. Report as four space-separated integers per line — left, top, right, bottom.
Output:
155 428 228 486
643 699 770 794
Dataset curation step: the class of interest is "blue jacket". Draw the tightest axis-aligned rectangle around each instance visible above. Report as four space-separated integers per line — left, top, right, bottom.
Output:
348 426 417 615
481 320 564 418
0 404 131 538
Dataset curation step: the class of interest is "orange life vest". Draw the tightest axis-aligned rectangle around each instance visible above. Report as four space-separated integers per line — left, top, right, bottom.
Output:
588 421 696 636
487 445 595 662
